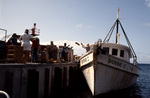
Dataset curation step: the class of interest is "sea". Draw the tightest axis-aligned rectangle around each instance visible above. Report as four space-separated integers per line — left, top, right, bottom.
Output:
55 64 150 98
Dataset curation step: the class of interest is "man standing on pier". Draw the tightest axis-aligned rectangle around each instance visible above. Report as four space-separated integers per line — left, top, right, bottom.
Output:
20 29 32 62
31 37 39 62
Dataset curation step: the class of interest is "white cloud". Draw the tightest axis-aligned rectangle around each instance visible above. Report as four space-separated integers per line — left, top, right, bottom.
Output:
76 23 83 28
40 40 86 56
75 23 93 28
138 55 150 64
145 0 150 8
145 23 150 27
86 25 93 28
137 52 150 64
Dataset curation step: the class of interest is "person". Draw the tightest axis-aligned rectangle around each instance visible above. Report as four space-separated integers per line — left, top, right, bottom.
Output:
47 41 58 62
61 43 67 62
96 39 106 55
50 41 54 45
97 39 102 47
81 43 90 52
20 29 32 62
31 37 39 62
9 33 17 45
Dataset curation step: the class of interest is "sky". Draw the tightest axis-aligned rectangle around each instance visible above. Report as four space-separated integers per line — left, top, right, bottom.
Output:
0 0 150 64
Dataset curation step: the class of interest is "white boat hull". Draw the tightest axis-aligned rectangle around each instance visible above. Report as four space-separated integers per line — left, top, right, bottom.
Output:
80 51 139 96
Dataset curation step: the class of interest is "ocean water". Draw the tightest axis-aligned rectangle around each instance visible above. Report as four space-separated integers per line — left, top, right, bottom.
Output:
136 64 150 98
54 64 150 98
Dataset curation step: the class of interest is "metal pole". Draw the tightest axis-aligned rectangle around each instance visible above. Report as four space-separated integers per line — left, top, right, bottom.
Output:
116 19 119 43
116 8 119 43
0 28 7 42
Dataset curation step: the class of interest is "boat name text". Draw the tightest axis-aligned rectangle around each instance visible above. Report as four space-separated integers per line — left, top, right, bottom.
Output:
81 56 89 64
108 58 126 68
80 53 93 66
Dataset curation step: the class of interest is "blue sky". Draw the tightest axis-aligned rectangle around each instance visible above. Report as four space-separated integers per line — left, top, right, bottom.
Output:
0 0 150 64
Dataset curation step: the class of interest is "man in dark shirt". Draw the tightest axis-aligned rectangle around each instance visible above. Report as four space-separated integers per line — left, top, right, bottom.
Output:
31 37 39 62
9 33 17 45
61 43 67 62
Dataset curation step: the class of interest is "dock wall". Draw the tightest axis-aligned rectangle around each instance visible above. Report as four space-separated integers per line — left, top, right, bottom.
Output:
0 63 79 98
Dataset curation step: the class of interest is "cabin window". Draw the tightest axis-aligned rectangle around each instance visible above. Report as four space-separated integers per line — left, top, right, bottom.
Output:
103 47 109 54
112 48 118 56
120 50 124 57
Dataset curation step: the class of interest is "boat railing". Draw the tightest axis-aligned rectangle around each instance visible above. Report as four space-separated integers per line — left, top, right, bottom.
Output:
0 28 7 42
0 90 10 98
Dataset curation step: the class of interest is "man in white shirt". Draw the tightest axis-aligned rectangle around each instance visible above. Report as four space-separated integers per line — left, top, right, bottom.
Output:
20 29 32 62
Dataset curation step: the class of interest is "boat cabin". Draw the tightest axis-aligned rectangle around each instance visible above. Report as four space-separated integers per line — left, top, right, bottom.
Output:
102 43 131 62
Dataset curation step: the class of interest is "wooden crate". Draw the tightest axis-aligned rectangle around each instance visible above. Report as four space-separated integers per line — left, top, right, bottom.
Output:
40 51 49 63
47 45 58 61
7 45 24 63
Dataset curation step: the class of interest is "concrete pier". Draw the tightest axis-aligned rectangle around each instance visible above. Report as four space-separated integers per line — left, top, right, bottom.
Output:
0 63 79 98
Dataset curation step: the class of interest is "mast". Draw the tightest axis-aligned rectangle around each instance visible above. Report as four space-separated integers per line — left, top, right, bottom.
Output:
116 8 119 44
103 8 137 64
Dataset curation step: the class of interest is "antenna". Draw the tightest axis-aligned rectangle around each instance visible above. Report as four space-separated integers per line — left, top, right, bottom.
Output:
117 8 119 19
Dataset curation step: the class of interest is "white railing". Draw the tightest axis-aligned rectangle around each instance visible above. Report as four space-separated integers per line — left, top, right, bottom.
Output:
0 90 10 98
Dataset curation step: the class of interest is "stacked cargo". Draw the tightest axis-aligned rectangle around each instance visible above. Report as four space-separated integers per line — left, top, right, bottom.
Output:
39 45 48 63
40 48 49 63
7 45 24 63
47 45 58 63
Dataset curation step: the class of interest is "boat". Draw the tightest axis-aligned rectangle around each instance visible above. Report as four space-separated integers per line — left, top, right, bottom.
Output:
79 9 139 96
